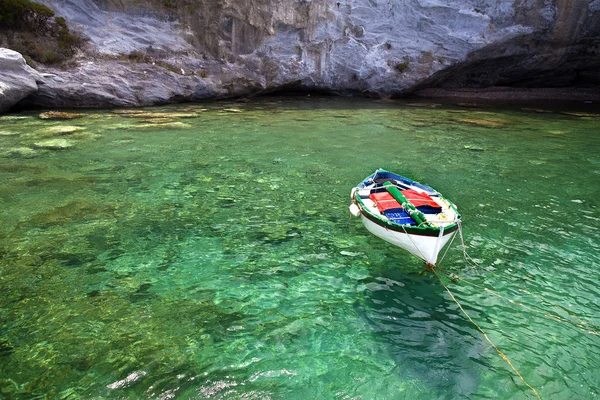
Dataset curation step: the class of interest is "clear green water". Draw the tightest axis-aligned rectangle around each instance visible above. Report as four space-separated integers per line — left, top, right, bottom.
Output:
0 98 599 399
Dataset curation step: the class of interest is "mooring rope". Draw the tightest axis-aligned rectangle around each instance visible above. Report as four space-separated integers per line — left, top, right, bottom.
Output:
431 268 542 399
444 221 600 337
464 261 596 332
401 224 429 263
434 266 600 337
435 225 459 267
516 286 597 330
457 220 480 273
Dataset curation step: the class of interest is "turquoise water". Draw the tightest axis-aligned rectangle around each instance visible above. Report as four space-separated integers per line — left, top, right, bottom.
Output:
0 97 599 399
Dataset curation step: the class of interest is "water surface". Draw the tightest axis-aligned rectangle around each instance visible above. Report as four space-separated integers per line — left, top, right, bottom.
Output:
0 98 599 399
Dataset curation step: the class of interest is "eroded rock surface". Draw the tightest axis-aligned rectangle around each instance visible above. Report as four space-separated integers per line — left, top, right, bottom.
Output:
0 48 42 112
21 58 216 109
15 0 600 109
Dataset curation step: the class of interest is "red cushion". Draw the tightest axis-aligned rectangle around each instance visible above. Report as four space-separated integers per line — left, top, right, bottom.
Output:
369 192 402 212
401 189 441 209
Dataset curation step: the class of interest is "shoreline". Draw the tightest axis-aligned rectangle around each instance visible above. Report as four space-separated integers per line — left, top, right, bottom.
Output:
409 87 600 109
5 87 600 116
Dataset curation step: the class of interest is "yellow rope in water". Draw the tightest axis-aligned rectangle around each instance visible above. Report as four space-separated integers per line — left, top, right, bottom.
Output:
516 287 595 330
476 269 597 334
431 268 542 400
435 266 600 337
448 222 600 336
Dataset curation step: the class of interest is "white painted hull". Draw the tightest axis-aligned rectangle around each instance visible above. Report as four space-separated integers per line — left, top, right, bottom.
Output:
360 214 456 265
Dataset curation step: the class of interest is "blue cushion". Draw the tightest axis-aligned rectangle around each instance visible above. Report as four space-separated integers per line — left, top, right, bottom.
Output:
383 208 416 225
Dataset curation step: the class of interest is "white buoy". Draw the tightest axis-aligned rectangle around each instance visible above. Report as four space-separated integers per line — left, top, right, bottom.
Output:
349 203 361 217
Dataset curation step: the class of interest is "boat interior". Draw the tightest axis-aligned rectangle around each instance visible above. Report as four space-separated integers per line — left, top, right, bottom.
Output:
357 178 458 227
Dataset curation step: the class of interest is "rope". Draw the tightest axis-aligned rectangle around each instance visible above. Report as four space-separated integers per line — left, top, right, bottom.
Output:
431 268 542 400
435 267 600 337
457 220 480 273
401 224 428 262
516 287 597 330
447 221 600 337
346 213 354 228
431 218 593 398
436 227 458 267
460 256 596 332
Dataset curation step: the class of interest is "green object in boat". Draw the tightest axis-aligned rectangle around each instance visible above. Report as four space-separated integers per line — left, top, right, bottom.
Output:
383 181 429 226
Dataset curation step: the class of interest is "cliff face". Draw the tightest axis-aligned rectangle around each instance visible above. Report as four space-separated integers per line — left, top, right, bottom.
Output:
412 0 600 90
15 0 600 109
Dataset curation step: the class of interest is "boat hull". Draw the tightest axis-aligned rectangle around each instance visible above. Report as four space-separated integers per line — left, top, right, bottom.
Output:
360 214 457 265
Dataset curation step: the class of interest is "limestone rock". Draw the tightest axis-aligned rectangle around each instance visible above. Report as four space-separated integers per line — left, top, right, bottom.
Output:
22 59 216 109
16 0 600 108
0 48 42 113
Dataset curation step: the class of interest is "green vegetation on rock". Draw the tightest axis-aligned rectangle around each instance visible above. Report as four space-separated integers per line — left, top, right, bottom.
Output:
0 0 54 31
0 0 85 65
395 60 409 73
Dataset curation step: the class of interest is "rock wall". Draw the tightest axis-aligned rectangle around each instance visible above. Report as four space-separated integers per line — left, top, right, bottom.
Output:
0 49 42 113
8 0 600 110
411 0 600 90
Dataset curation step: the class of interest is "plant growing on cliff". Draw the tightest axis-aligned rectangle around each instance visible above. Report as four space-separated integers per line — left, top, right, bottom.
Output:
387 58 410 74
121 50 153 64
55 16 84 50
0 0 54 32
0 0 86 65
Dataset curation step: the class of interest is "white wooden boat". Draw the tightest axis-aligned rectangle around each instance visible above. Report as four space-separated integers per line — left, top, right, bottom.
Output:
349 169 461 266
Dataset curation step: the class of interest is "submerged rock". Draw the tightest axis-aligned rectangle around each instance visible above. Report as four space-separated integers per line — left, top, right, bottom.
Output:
103 123 138 130
135 121 191 129
405 103 441 108
33 139 75 150
521 108 553 113
456 118 506 128
111 109 147 115
4 147 38 158
136 118 175 124
385 125 410 131
37 126 86 136
39 111 85 120
0 115 31 121
68 132 101 140
464 145 485 152
24 200 116 226
120 111 198 119
561 111 600 117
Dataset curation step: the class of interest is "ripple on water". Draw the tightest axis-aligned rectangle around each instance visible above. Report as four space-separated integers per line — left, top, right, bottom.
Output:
0 99 599 399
